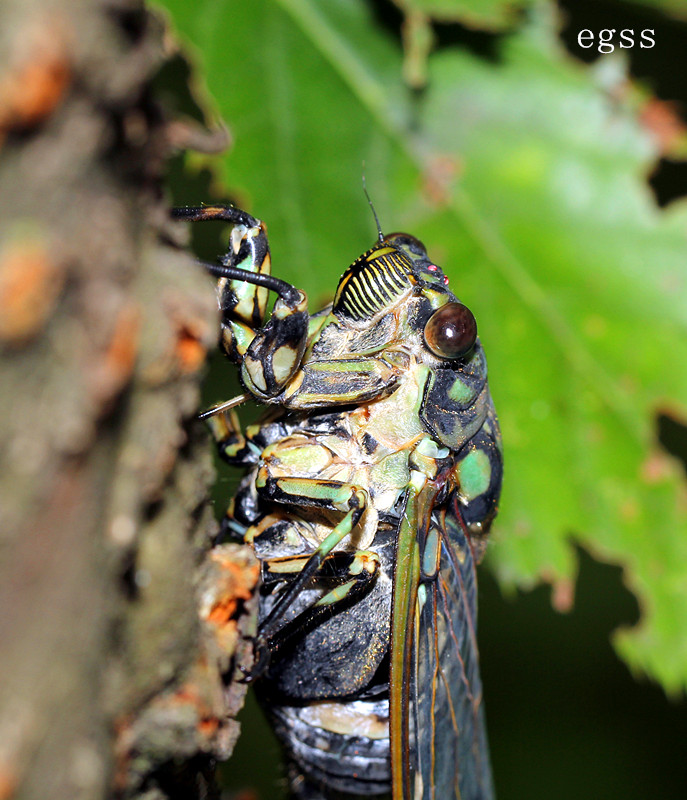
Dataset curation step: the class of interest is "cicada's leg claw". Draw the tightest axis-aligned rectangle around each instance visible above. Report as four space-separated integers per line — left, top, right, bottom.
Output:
243 633 272 683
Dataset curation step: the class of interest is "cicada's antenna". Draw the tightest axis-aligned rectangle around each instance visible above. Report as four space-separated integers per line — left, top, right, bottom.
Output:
362 168 384 243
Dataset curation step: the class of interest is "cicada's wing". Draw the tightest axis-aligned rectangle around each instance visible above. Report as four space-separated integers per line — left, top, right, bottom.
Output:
412 499 494 800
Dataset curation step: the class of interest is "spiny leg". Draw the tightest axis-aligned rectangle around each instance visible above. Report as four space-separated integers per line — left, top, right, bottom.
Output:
256 477 369 638
172 205 272 341
172 204 260 227
173 204 310 399
260 549 380 656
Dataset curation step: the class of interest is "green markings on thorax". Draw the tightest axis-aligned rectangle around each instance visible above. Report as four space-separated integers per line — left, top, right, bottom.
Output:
447 373 476 405
457 447 491 501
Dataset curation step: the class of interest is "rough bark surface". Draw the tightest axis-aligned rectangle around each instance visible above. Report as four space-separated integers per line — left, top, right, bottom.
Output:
0 2 256 799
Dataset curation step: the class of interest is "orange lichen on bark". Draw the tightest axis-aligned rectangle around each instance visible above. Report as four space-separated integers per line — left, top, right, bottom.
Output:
202 551 259 655
197 716 220 738
210 550 259 602
90 301 141 406
142 295 215 385
169 679 222 743
206 596 238 626
175 321 209 374
0 765 17 800
199 546 259 660
0 17 70 134
0 238 62 345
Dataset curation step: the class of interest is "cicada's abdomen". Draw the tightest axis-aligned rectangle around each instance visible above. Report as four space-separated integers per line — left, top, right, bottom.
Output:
269 700 391 797
243 498 397 797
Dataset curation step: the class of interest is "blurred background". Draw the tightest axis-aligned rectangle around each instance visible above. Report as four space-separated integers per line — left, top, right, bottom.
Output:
160 0 687 797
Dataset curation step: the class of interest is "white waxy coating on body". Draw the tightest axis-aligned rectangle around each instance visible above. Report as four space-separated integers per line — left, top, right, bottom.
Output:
298 700 389 740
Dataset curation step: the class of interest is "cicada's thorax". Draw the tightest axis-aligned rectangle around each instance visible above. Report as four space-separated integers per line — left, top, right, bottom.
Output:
283 235 500 548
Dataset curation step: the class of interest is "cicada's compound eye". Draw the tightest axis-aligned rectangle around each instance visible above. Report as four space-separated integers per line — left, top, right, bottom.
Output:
424 302 477 360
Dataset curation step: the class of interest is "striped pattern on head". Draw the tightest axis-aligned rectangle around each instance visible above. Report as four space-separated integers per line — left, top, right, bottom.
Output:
333 243 414 321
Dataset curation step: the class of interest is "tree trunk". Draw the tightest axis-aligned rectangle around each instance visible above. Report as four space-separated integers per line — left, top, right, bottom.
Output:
0 2 256 799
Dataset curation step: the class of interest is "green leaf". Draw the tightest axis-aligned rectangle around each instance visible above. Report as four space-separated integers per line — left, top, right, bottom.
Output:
157 0 687 692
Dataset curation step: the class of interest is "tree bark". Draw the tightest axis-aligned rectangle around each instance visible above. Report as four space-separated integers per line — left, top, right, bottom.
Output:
0 2 256 799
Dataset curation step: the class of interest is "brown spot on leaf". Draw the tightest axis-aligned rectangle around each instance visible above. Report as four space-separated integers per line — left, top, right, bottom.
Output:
551 576 575 613
423 155 461 207
0 238 62 345
640 99 687 157
642 450 674 484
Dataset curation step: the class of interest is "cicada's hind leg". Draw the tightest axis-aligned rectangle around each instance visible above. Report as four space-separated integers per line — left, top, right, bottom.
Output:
172 205 309 400
259 546 381 655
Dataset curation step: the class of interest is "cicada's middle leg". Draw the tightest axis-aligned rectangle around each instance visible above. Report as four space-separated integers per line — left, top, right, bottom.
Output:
242 435 383 674
206 413 383 674
172 205 309 400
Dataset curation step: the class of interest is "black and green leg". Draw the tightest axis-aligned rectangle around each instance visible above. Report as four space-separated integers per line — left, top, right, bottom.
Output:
173 205 310 399
259 548 381 658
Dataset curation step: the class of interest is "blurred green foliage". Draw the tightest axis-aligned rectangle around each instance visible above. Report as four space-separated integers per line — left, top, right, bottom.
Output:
391 0 536 30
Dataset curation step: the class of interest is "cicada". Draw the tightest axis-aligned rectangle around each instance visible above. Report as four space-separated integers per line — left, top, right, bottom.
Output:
174 203 503 799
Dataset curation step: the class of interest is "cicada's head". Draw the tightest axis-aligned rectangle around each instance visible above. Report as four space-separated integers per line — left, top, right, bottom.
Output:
329 232 492 454
332 232 479 365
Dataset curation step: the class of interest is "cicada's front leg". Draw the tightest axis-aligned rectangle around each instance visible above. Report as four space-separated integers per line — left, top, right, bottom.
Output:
206 406 297 542
173 205 309 400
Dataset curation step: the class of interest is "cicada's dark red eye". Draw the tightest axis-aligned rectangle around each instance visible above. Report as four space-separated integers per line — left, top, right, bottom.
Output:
424 302 477 360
